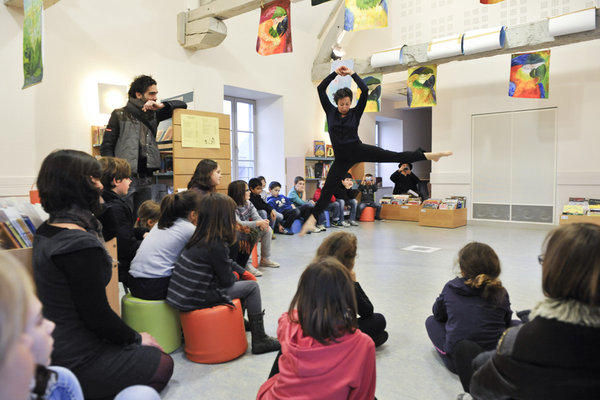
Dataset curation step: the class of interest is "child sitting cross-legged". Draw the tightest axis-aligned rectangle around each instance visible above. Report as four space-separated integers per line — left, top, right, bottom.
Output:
257 257 376 399
316 232 388 347
228 180 280 270
167 193 280 355
425 242 517 374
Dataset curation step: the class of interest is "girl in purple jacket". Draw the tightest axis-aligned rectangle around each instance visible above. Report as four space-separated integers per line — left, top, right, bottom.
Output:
425 242 516 373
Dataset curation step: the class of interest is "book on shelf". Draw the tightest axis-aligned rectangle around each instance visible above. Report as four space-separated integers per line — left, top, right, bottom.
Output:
305 165 315 179
92 126 106 146
326 144 334 157
562 204 585 215
0 208 33 247
0 221 21 249
313 140 326 157
156 126 173 142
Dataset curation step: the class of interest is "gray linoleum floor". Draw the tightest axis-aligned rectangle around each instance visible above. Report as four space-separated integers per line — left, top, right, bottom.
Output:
160 219 553 400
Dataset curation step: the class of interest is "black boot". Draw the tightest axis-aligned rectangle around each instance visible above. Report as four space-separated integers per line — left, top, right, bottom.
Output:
248 311 281 354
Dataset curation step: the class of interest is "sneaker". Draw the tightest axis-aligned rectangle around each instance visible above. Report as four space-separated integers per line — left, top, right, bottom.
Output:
259 259 280 268
331 220 342 227
245 264 263 276
349 220 359 226
341 220 350 227
316 224 326 232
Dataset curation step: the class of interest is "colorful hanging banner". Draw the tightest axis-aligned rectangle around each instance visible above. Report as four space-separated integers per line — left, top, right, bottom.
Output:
480 0 504 4
407 65 437 107
256 0 293 56
344 0 388 32
23 0 43 89
509 50 550 99
360 73 382 113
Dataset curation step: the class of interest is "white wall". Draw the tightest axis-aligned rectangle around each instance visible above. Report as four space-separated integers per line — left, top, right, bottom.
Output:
431 39 600 215
0 0 335 195
377 119 403 187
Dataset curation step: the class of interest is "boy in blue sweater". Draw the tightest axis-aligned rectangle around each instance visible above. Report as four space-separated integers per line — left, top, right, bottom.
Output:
267 181 310 230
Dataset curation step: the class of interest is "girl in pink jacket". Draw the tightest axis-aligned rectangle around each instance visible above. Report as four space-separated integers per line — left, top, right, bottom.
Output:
257 257 376 400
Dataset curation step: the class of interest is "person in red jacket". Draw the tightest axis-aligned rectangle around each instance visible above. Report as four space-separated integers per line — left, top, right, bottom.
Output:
313 178 343 227
257 257 376 400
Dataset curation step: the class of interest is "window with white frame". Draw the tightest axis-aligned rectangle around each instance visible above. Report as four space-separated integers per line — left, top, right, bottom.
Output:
223 97 256 182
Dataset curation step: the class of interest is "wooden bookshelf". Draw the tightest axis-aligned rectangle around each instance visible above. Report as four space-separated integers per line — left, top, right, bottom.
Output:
558 214 600 226
171 109 231 193
418 208 467 228
380 204 421 221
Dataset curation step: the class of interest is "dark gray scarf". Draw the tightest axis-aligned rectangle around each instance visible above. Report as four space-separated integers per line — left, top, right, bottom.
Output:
49 206 104 240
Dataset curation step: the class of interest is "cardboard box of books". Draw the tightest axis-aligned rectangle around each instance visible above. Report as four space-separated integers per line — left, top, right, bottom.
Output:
380 194 421 221
418 197 467 228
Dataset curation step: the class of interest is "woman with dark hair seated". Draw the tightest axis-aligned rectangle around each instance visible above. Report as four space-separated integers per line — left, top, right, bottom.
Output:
456 223 600 399
33 149 173 399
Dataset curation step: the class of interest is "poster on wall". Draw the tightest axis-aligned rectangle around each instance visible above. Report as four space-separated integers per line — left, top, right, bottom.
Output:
360 73 382 113
256 0 293 56
326 59 355 107
407 65 437 107
509 50 550 99
344 0 388 32
23 0 43 89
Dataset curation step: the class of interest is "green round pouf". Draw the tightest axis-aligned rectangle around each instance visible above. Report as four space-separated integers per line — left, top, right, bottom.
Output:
121 293 182 353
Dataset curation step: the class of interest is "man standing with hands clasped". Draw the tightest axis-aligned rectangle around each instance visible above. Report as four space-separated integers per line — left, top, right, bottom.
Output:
101 75 187 215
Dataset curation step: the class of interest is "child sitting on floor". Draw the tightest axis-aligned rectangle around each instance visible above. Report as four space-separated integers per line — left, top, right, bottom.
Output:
316 231 388 347
257 257 376 399
333 173 359 226
288 176 326 232
425 242 516 374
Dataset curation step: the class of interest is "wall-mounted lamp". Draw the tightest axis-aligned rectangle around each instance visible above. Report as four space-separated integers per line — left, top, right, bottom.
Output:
97 83 127 114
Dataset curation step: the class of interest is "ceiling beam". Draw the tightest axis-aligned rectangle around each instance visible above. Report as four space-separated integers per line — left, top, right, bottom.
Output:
180 0 302 50
4 0 60 9
311 9 600 81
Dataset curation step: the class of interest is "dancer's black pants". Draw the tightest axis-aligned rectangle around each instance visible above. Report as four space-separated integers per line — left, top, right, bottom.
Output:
312 143 426 218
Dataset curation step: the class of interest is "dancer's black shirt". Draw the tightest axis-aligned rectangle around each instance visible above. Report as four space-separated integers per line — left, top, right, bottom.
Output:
317 71 368 148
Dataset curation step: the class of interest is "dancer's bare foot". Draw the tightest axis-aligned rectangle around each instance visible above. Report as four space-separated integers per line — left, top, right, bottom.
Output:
425 151 453 162
298 214 317 237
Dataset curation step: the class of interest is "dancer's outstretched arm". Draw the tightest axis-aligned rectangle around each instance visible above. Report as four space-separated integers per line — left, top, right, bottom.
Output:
317 71 338 113
349 70 368 119
424 151 453 162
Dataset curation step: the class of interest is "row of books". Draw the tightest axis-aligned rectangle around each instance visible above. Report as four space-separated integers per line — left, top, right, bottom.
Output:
306 162 332 180
380 193 422 205
562 197 600 216
0 202 48 249
156 126 173 142
417 196 466 210
92 126 106 146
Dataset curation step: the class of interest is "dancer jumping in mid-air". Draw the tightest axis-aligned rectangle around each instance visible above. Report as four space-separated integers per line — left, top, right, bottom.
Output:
299 65 452 236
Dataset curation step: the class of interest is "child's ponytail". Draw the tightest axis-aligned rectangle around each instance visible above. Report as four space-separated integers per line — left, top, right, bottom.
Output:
464 273 506 304
459 242 507 304
157 191 202 229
